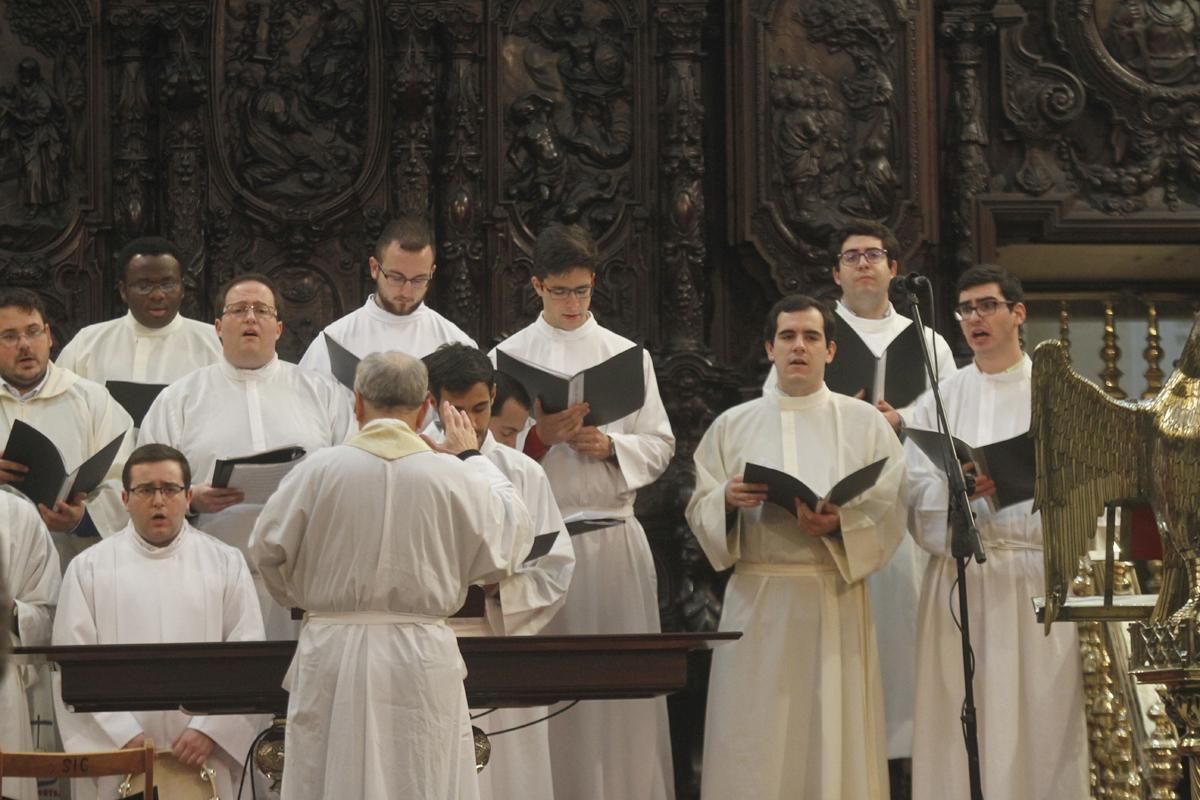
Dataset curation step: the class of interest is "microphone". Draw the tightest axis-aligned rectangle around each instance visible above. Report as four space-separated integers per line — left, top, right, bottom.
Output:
890 272 931 293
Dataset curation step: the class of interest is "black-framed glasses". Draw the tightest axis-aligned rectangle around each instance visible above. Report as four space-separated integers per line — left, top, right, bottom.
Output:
0 325 47 348
222 302 278 319
954 298 1015 321
838 248 888 267
129 483 187 499
379 270 432 288
125 280 182 296
541 284 592 299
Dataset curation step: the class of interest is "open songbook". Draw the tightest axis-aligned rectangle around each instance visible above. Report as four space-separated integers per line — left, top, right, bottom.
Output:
324 334 360 390
105 380 168 427
825 322 927 408
495 345 645 427
1 420 126 509
742 457 889 515
905 427 1035 510
211 445 306 505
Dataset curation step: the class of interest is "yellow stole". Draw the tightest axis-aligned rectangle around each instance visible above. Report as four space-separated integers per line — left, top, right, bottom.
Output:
346 419 431 461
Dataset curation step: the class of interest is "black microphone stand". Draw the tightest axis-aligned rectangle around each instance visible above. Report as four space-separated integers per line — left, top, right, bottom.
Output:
892 278 986 800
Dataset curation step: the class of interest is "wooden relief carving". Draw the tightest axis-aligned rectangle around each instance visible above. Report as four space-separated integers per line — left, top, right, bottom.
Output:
729 0 934 295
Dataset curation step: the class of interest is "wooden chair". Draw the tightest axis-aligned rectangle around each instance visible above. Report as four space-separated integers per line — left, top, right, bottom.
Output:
0 741 154 798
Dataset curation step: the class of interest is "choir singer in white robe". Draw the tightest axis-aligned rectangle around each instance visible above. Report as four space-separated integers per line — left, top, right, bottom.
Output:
424 343 574 800
688 294 906 800
490 223 676 800
138 273 355 638
56 236 221 385
248 352 534 800
52 443 265 800
299 215 474 377
0 288 133 560
0 491 60 800
905 265 1088 800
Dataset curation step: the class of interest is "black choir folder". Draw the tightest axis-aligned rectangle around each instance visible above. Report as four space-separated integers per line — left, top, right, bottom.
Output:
495 345 645 427
824 322 927 408
211 445 306 505
904 427 1035 510
324 334 360 390
1 420 125 509
105 380 167 427
743 457 889 516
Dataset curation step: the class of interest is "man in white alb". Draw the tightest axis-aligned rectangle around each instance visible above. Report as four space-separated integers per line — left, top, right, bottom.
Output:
491 224 676 800
0 490 60 800
139 273 355 637
489 371 533 449
53 443 264 800
248 352 534 800
424 343 574 800
905 265 1088 800
56 236 221 385
688 294 906 800
299 215 474 376
768 221 958 771
0 288 133 560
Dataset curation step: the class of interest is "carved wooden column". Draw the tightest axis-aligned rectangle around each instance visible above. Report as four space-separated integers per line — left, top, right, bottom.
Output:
437 3 486 341
386 2 439 218
109 6 155 242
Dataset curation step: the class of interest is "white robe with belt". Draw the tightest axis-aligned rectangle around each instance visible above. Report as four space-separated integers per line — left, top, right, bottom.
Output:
449 430 575 800
52 522 264 800
490 313 677 800
138 356 356 638
687 386 905 800
56 311 222 384
298 297 475 378
248 419 534 800
0 492 60 800
0 362 134 557
905 356 1089 800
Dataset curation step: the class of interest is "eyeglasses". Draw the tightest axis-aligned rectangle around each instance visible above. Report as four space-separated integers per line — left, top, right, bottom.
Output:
378 270 431 289
953 298 1015 321
128 483 187 499
838 248 888 267
125 280 182 296
541 284 593 299
222 302 278 319
0 325 47 348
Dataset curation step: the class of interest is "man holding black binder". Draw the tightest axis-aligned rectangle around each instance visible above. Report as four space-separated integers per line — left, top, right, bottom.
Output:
139 273 355 637
904 265 1088 800
490 224 676 800
687 294 906 800
0 288 133 561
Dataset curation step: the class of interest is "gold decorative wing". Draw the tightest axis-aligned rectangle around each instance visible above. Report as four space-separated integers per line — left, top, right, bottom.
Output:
1032 340 1149 630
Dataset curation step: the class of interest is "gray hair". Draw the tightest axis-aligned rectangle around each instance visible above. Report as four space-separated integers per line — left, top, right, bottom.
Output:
354 351 428 410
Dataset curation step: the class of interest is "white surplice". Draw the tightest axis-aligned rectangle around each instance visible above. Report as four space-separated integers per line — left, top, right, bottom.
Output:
52 522 264 800
248 419 534 800
450 430 574 800
765 301 956 757
138 356 356 637
687 385 905 800
56 311 222 384
0 362 134 557
0 491 60 800
905 356 1089 800
299 297 476 378
490 313 677 800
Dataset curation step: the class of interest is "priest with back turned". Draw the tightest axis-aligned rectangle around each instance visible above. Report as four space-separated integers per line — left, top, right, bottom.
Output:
687 294 906 800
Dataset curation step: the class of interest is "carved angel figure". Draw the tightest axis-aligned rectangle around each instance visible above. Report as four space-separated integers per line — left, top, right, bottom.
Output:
1033 318 1200 629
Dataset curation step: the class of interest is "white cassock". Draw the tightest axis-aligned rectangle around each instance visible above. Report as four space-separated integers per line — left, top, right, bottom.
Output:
138 356 356 638
687 385 905 800
0 492 60 800
0 362 134 559
52 522 265 800
449 431 575 800
765 302 957 757
490 313 677 800
248 418 534 800
298 297 475 377
56 311 222 384
905 355 1089 800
